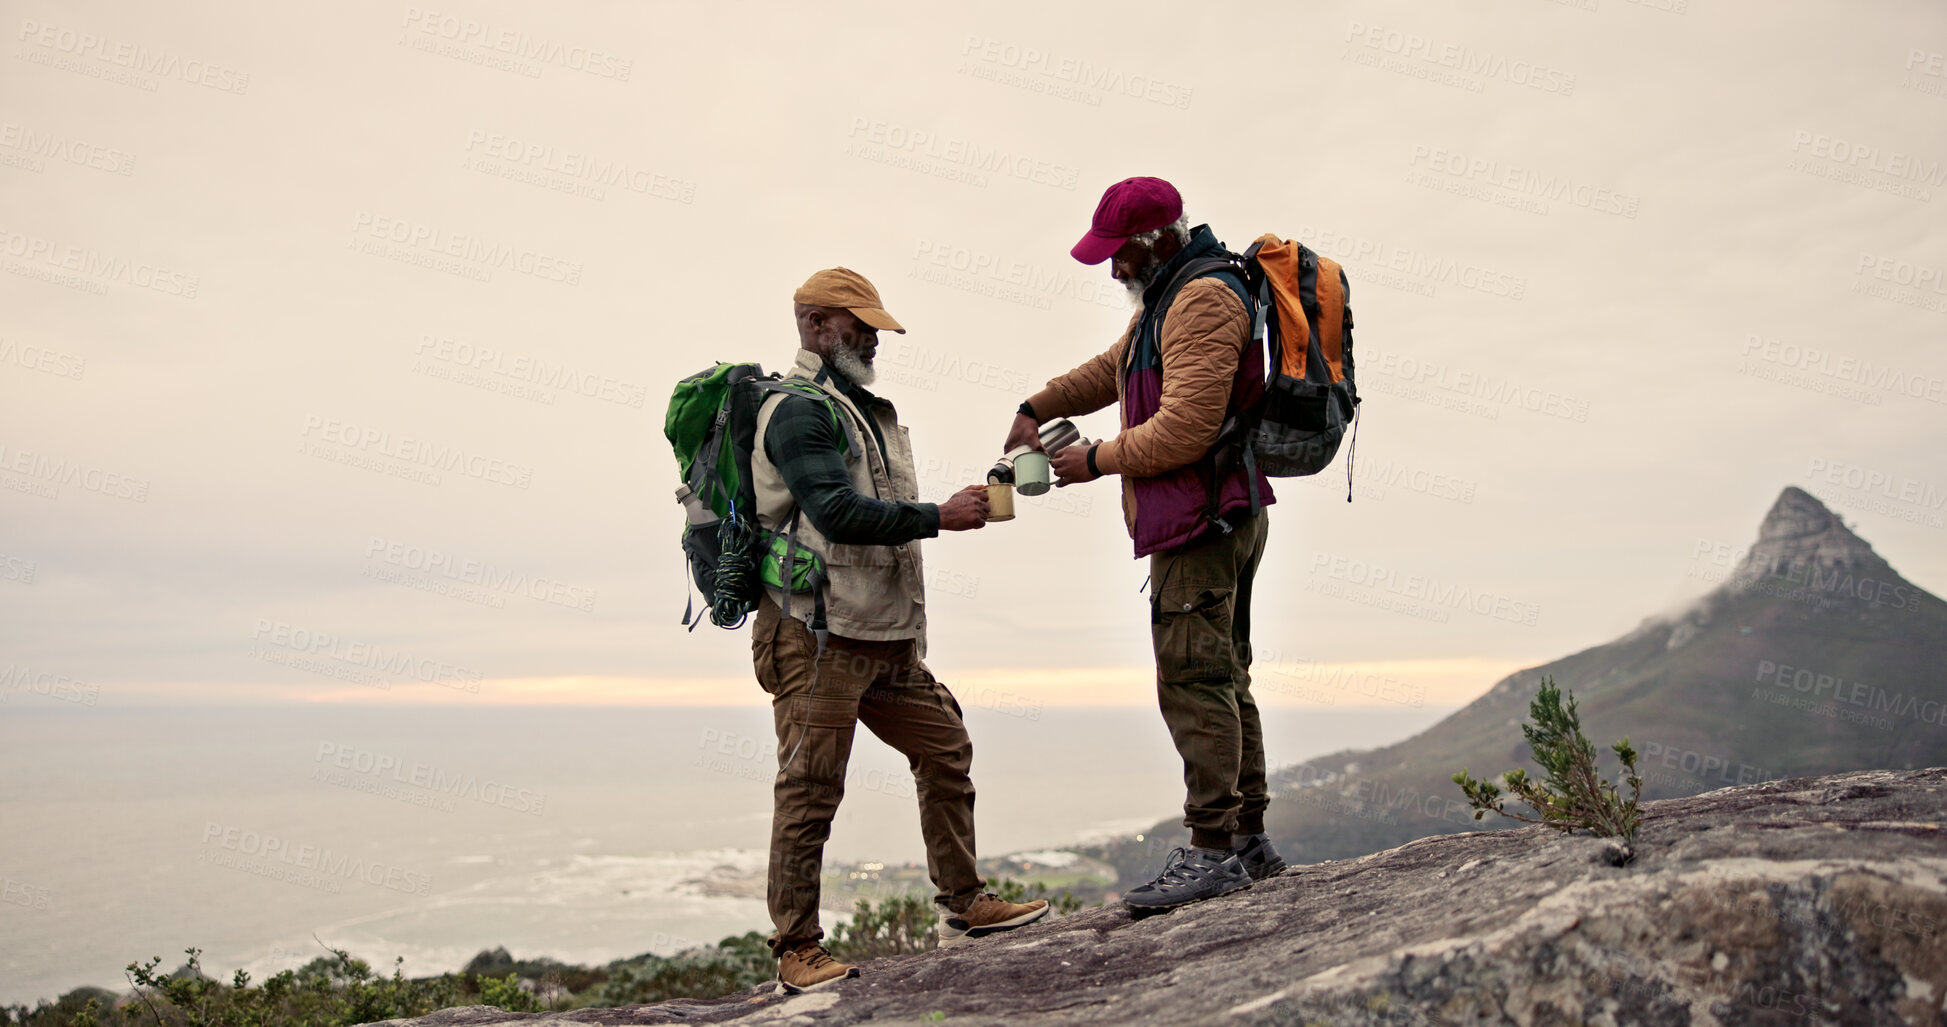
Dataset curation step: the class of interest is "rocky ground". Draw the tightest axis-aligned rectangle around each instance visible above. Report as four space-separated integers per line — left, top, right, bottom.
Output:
363 767 1947 1026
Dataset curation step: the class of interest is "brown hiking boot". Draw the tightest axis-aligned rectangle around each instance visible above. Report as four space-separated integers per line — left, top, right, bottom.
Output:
774 941 858 995
936 892 1051 947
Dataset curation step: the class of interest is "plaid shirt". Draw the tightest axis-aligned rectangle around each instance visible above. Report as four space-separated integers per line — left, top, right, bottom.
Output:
763 371 940 545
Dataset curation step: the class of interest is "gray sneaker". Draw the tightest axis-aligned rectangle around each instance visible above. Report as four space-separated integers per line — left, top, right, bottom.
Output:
1231 833 1288 881
1123 847 1252 911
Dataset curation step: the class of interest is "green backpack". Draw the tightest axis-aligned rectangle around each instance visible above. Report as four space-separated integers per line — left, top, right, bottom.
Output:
666 362 847 632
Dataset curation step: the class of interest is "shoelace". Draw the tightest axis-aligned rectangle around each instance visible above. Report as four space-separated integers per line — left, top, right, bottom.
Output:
1150 847 1209 887
951 893 1000 920
794 945 838 969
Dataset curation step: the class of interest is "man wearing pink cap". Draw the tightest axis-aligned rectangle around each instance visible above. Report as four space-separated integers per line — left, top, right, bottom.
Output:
1004 177 1284 911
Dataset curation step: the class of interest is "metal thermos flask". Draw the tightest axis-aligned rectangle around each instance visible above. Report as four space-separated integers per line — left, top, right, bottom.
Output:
1013 418 1081 496
1037 419 1081 454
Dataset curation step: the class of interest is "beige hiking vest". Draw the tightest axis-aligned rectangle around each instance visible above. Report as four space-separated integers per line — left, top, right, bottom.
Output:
750 349 928 648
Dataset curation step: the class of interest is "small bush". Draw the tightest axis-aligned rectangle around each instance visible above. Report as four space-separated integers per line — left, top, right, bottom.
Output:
473 975 532 1014
827 894 935 962
1453 677 1642 845
991 877 1087 916
586 932 772 1006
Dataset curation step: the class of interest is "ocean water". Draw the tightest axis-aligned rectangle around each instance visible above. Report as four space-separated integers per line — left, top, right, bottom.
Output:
0 704 1452 1005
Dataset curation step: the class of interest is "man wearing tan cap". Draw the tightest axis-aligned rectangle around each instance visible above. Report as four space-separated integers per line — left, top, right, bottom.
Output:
748 267 1049 994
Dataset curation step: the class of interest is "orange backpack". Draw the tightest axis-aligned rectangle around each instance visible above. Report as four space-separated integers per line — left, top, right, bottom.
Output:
1235 234 1360 496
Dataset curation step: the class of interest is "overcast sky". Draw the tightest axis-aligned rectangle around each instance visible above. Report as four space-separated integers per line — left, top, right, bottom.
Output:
3 0 1943 711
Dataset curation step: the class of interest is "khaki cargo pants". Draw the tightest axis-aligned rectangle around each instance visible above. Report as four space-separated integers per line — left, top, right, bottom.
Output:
1150 509 1271 851
752 595 983 956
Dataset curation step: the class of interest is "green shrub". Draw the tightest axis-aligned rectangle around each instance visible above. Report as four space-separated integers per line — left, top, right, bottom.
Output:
1 881 1097 1027
1452 677 1643 845
586 932 772 1005
991 877 1087 916
473 975 532 1014
826 893 935 962
20 946 475 1027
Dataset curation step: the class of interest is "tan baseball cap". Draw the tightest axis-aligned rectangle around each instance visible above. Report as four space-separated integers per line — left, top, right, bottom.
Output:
793 267 906 333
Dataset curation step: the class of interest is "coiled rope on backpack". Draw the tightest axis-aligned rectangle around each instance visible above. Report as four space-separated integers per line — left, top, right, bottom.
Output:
710 506 758 629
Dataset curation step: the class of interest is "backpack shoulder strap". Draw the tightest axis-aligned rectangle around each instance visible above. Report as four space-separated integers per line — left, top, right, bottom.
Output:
1151 253 1262 536
1193 258 1254 316
1130 254 1254 377
1162 255 1251 319
752 379 855 456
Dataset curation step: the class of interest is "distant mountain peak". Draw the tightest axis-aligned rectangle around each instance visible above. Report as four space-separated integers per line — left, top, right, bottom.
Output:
1733 485 1888 586
1262 487 1945 868
1755 486 1852 546
1757 485 1838 540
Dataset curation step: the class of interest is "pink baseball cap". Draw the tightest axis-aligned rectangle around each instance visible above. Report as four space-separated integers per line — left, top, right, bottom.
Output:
1070 177 1183 265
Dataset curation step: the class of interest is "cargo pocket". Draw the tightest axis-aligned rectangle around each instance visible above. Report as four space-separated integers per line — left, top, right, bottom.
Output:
1152 584 1235 683
752 613 781 696
753 607 807 697
821 545 901 633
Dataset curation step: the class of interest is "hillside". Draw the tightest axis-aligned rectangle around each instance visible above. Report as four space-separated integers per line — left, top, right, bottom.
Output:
1254 485 1947 865
361 767 1947 1025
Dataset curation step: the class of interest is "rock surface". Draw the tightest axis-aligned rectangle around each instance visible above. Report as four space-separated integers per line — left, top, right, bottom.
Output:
363 767 1947 1026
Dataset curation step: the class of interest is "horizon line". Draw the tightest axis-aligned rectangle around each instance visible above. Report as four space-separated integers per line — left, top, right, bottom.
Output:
5 657 1534 710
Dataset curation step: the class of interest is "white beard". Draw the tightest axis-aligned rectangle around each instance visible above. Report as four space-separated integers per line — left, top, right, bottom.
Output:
1122 255 1164 307
830 342 877 385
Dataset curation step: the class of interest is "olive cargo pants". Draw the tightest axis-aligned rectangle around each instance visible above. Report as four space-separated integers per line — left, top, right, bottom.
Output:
1150 509 1271 851
752 595 983 956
